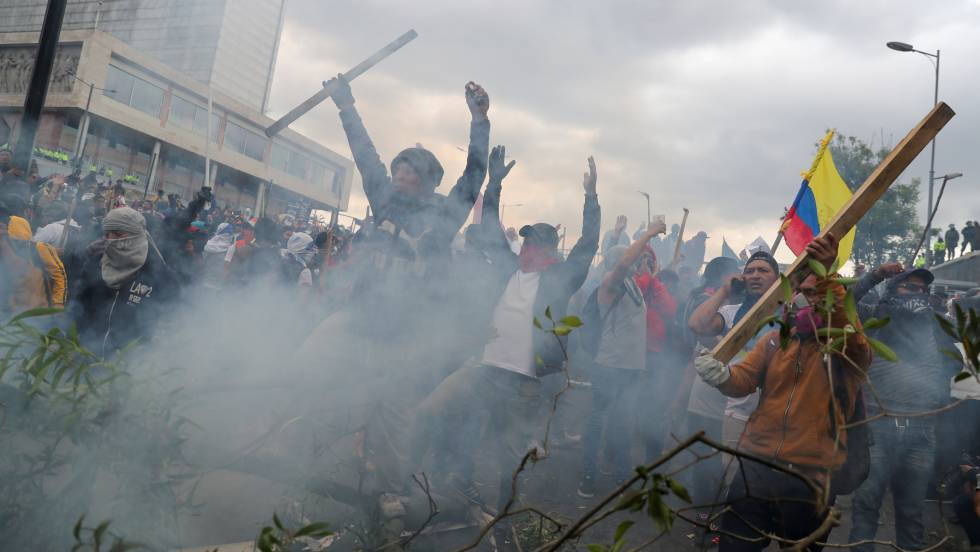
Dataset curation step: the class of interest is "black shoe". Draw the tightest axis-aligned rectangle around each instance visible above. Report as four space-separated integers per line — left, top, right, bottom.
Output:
577 476 596 498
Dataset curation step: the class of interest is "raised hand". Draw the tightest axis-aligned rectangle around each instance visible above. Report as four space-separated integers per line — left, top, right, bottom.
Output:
806 232 839 272
582 156 597 195
873 262 904 280
465 82 490 120
327 73 356 110
647 219 667 237
614 215 628 233
488 145 516 183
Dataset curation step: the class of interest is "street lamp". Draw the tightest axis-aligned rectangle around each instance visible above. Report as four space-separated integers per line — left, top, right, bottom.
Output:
637 191 651 223
887 40 940 247
67 70 114 171
908 171 962 265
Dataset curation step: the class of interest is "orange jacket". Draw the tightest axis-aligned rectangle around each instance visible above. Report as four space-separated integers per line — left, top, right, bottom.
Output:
719 276 871 471
7 217 67 308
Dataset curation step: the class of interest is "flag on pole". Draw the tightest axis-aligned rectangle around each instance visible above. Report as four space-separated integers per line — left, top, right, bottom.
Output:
780 130 855 267
721 238 739 260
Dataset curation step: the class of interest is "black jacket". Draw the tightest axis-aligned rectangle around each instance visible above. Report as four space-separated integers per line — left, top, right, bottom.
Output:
72 249 180 357
479 177 600 375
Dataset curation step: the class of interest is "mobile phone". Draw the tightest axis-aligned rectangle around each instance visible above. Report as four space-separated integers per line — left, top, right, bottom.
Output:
730 277 745 295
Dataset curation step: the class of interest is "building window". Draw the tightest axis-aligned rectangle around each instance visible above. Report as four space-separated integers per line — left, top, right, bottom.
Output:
169 95 198 131
332 174 341 195
287 150 306 179
130 78 164 117
104 65 165 117
104 65 135 104
224 121 246 153
269 142 289 172
242 131 266 161
310 162 325 186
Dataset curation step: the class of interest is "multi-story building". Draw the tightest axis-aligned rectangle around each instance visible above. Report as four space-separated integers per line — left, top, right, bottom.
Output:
1 0 286 112
0 28 352 217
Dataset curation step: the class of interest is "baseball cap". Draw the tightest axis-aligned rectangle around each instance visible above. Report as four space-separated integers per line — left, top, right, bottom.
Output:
519 223 559 248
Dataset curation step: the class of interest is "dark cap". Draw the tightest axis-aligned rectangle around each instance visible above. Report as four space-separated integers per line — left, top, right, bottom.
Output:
745 250 779 274
886 268 935 292
391 146 444 191
519 223 559 248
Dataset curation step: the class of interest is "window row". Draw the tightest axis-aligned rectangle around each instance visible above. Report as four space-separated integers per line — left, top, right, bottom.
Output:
102 65 341 194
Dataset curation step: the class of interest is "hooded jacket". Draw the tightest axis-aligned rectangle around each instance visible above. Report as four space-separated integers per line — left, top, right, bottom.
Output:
718 275 872 471
478 174 601 375
6 216 67 308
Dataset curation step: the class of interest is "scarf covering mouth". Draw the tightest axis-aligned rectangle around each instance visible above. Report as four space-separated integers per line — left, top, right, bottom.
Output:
204 222 236 255
283 232 315 265
101 207 149 289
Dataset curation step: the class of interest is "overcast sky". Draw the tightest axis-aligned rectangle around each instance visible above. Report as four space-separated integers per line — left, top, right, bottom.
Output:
267 0 980 262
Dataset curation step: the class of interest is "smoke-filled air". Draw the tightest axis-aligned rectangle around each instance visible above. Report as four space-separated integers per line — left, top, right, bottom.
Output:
1 1 980 551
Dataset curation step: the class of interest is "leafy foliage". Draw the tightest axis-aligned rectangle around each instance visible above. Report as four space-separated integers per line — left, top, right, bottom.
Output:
827 132 921 266
256 512 333 552
935 304 979 382
586 470 691 551
70 516 144 552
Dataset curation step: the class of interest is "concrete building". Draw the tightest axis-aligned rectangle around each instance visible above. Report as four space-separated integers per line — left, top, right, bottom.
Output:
1 0 286 112
0 29 353 216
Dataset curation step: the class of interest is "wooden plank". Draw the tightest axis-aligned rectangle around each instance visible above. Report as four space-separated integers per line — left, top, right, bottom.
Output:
671 207 690 267
265 29 418 137
711 102 956 363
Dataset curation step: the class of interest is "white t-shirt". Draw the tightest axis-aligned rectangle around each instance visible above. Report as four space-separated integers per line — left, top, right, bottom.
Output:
34 219 79 246
719 304 761 422
482 270 541 378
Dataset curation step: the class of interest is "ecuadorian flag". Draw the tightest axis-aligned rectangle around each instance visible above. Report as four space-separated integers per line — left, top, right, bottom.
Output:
781 130 855 267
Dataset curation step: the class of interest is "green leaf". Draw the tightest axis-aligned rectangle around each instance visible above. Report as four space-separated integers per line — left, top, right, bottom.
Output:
272 512 284 530
73 515 85 540
560 315 583 327
667 477 692 503
294 522 333 538
553 326 572 336
779 275 793 304
942 349 965 363
808 258 828 278
533 317 542 330
843 292 858 326
863 317 890 331
545 306 553 320
8 307 64 323
94 520 111 544
955 371 973 382
835 276 859 287
586 545 608 552
535 355 544 367
867 337 898 362
614 520 635 542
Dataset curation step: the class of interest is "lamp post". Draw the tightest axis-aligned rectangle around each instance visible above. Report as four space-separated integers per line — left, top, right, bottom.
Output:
908 172 962 265
67 70 114 171
637 191 651 224
887 40 940 247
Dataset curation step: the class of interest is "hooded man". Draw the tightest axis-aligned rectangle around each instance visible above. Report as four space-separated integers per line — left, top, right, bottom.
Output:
281 231 315 287
410 146 600 511
847 265 963 552
201 222 236 290
71 207 178 356
694 234 873 551
326 74 490 281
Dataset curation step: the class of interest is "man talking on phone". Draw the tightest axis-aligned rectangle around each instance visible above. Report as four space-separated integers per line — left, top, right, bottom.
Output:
687 251 780 491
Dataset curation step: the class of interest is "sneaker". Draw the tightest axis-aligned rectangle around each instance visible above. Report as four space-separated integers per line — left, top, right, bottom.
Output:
577 476 596 498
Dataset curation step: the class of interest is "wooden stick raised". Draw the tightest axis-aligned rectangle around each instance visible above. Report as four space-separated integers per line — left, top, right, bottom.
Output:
671 208 690 267
265 30 418 137
712 102 955 363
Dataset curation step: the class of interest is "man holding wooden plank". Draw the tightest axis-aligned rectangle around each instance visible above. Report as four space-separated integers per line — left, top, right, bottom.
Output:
694 233 872 551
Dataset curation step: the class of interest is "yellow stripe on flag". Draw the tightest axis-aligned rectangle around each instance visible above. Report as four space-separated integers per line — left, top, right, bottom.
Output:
808 130 855 267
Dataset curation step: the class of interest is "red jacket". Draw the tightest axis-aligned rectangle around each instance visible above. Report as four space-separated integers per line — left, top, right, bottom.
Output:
633 272 677 353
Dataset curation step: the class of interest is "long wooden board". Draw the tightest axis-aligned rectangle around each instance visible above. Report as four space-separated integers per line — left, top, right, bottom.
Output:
712 102 955 363
265 30 418 137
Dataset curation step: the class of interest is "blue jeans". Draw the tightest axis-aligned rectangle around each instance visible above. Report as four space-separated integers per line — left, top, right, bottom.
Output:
582 365 640 482
848 417 936 552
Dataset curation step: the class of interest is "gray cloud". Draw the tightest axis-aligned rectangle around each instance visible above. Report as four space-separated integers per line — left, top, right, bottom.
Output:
269 0 980 262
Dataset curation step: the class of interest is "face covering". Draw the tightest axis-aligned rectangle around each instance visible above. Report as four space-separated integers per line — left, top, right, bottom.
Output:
793 305 825 338
519 243 559 272
886 293 931 314
101 233 149 289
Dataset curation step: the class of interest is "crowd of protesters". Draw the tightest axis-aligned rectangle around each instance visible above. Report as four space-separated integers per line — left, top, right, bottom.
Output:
2 75 980 552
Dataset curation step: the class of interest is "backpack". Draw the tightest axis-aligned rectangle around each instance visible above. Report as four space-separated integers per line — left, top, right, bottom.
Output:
579 284 627 359
828 357 872 496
